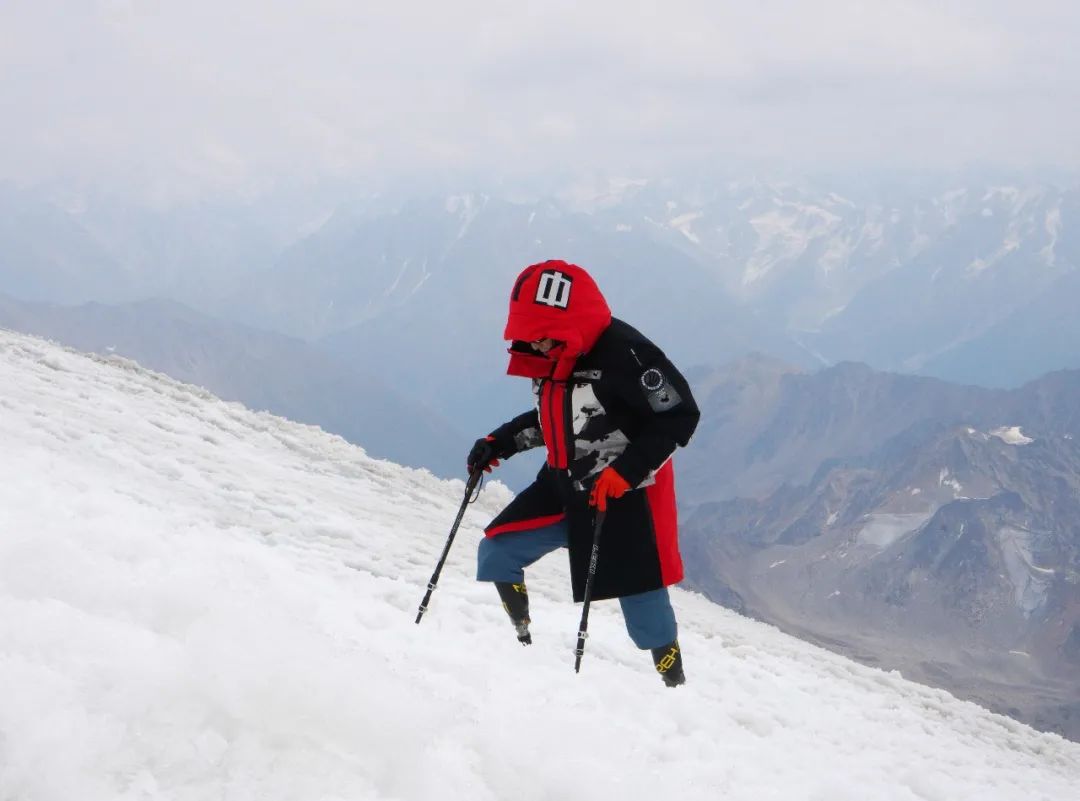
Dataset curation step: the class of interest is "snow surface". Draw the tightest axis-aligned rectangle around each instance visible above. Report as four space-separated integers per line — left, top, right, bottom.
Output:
991 426 1035 445
667 211 703 244
1041 207 1061 266
855 513 931 549
938 467 964 495
997 527 1055 616
743 202 842 286
2 328 1079 801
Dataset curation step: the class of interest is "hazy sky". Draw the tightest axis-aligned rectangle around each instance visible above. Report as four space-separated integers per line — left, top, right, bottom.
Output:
2 0 1079 199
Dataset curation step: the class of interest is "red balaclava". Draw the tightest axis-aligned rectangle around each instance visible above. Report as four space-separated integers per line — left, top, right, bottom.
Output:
504 260 612 381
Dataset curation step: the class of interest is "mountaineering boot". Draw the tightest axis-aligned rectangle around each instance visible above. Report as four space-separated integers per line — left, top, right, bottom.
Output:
651 640 685 687
495 581 532 645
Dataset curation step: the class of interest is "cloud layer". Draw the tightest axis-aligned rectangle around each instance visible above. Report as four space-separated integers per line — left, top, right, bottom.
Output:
3 0 1078 197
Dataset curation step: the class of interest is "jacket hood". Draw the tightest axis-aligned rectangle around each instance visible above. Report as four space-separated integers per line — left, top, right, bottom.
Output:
504 260 612 380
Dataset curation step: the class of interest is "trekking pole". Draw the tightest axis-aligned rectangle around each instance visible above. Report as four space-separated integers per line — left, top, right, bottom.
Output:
573 509 606 673
415 470 483 624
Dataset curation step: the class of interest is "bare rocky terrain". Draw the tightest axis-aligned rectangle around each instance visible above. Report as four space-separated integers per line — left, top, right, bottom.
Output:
679 359 1080 739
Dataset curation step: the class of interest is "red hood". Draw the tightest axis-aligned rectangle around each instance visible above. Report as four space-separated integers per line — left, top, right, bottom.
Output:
504 260 612 380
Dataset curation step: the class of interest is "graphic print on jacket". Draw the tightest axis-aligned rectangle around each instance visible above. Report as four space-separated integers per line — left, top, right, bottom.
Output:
539 377 632 486
483 260 700 601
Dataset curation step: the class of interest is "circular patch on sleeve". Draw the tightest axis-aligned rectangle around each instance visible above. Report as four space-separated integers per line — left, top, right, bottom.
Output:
640 368 666 392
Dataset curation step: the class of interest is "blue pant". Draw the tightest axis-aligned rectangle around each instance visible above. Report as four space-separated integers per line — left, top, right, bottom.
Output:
477 521 677 650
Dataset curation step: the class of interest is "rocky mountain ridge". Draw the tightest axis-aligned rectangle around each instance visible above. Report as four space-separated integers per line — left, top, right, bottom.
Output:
679 358 1080 739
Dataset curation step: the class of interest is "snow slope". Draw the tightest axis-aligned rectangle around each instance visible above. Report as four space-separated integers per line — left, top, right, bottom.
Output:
1 328 1078 801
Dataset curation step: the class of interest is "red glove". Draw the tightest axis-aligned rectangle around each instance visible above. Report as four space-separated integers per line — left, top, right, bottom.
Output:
588 467 631 512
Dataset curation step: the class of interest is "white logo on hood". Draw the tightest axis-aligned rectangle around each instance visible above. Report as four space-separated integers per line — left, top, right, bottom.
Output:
534 270 573 309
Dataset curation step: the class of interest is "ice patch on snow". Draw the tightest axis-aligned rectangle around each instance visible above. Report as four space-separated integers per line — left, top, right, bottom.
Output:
818 236 853 275
557 176 648 213
939 468 963 495
1040 207 1061 266
967 231 1021 276
997 527 1054 615
445 194 484 240
856 513 932 549
409 258 431 296
991 426 1034 445
936 188 968 226
385 258 410 296
743 203 841 285
669 211 703 244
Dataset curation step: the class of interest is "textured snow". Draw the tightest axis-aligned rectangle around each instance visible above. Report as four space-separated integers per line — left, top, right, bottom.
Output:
817 234 853 275
966 225 1021 276
819 218 885 276
1041 206 1061 266
997 528 1054 616
2 329 1079 801
558 177 648 213
991 426 1035 445
936 188 968 226
384 258 411 296
445 193 484 240
668 211 703 244
744 203 842 286
856 513 931 549
938 467 964 495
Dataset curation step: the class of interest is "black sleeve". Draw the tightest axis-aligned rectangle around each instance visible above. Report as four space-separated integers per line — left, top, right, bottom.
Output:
489 409 544 459
608 341 700 487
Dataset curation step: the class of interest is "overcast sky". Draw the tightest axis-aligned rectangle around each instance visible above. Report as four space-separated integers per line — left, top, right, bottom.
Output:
2 0 1079 200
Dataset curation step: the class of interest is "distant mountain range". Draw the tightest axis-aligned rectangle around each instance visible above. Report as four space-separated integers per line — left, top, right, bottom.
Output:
0 182 293 307
803 186 1080 377
226 177 1080 420
0 186 131 304
677 356 1080 739
2 175 1078 424
546 176 1080 376
303 196 800 437
919 267 1080 387
0 295 464 477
